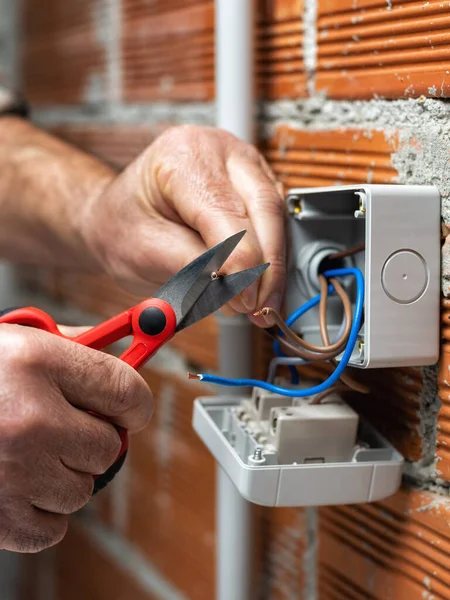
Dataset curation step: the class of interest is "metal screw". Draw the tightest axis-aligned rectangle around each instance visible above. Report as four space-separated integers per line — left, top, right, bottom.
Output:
253 447 263 461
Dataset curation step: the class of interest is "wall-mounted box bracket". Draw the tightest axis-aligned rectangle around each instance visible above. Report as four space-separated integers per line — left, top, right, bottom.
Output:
285 184 441 369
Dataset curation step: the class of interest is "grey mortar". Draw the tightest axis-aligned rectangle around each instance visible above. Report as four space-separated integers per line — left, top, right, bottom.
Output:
417 366 441 476
32 102 216 128
260 96 450 294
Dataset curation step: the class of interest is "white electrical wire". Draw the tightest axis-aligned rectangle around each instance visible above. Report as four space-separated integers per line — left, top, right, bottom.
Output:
267 356 308 383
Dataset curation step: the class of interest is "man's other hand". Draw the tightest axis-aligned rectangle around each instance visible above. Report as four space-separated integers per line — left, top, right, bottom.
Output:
0 325 153 553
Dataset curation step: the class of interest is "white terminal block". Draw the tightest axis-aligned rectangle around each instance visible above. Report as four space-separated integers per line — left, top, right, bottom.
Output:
269 401 359 465
285 184 441 368
246 383 298 421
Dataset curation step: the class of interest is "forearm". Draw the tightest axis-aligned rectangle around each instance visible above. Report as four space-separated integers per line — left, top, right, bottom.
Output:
0 116 116 269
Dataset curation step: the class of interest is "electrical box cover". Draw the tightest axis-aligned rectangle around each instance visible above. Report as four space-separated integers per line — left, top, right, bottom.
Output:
193 396 403 507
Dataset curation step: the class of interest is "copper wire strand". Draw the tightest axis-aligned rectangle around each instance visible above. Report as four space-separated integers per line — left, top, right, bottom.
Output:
319 275 370 394
328 243 365 261
255 282 351 357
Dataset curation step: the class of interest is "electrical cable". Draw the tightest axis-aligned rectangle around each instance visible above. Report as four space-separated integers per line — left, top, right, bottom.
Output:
269 277 350 363
189 267 364 397
271 283 335 358
310 384 349 405
267 356 308 384
328 243 365 261
319 275 370 395
271 276 368 394
273 334 340 361
333 313 348 344
255 279 351 356
268 284 335 383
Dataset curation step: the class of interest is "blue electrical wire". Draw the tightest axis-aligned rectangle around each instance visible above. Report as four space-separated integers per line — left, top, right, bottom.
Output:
273 283 336 384
286 366 300 385
192 268 364 397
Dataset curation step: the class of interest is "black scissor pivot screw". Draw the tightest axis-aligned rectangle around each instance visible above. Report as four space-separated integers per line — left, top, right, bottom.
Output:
139 307 167 336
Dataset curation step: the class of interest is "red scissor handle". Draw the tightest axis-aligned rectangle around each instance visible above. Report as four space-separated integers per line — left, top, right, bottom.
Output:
0 299 177 492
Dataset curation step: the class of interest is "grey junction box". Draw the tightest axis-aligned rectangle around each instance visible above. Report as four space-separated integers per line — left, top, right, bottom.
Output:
286 184 441 368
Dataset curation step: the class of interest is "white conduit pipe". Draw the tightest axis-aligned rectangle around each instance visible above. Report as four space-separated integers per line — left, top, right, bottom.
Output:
215 1 255 599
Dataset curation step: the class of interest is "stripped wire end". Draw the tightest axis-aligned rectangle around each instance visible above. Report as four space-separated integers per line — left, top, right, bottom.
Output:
253 307 271 317
187 373 202 381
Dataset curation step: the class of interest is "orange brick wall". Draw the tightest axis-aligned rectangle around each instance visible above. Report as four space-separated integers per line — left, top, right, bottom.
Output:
7 0 450 599
316 0 450 99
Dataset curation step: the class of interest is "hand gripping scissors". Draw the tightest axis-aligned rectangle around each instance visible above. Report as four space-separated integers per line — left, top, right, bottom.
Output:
0 230 268 492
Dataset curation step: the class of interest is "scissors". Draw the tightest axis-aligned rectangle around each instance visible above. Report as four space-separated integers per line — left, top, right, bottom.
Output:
0 230 268 492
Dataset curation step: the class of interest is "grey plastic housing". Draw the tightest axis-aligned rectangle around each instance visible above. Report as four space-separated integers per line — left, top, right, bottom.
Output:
193 396 403 507
286 184 441 368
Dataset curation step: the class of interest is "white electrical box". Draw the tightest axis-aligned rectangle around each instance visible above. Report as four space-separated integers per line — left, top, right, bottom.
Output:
286 184 441 368
193 394 403 507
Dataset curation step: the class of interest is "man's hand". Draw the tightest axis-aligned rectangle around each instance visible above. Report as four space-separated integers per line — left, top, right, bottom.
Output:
82 126 286 325
0 120 285 325
0 325 153 553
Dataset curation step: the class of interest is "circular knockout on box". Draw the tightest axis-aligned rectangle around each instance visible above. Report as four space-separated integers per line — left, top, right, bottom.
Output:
381 249 429 305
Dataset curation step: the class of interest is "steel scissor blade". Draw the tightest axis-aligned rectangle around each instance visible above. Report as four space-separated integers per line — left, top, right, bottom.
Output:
154 230 246 324
177 263 270 331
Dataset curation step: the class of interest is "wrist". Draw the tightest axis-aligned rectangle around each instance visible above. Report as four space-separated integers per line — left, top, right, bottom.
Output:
80 155 151 284
0 117 117 269
77 172 118 273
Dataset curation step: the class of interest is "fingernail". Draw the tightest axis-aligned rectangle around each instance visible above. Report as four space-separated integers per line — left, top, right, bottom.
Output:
262 293 281 325
241 282 258 312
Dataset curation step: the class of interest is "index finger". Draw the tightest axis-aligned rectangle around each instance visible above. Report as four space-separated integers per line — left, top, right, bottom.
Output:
226 152 287 314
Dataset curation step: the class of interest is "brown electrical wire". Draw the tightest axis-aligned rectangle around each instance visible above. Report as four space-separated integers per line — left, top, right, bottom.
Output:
259 262 369 393
268 280 350 363
309 384 349 405
273 334 339 361
262 276 369 393
255 280 351 357
319 275 370 394
257 303 350 355
328 243 365 261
